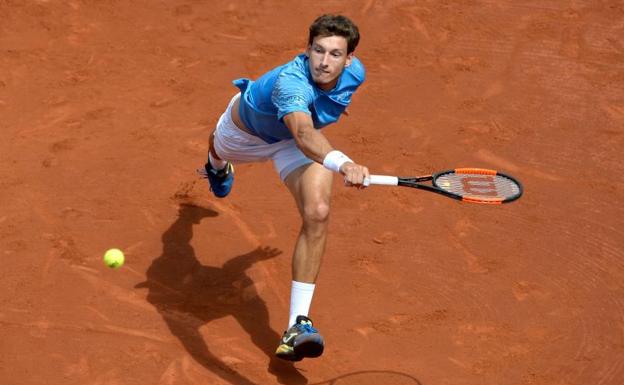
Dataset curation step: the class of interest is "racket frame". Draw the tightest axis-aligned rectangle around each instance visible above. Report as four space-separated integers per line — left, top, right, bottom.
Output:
372 168 523 204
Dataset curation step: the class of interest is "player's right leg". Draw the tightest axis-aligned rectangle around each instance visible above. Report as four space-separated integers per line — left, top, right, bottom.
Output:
203 131 235 198
199 93 267 198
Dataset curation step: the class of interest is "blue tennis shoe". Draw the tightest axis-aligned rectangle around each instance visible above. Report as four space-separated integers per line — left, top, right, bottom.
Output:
275 315 324 361
200 161 234 198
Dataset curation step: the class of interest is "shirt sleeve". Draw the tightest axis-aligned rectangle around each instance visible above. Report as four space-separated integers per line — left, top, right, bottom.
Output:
271 69 314 120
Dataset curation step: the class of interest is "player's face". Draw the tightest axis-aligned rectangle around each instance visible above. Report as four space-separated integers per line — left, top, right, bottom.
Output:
306 35 353 91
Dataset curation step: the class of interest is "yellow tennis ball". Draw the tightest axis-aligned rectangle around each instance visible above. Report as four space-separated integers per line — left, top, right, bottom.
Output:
103 248 125 269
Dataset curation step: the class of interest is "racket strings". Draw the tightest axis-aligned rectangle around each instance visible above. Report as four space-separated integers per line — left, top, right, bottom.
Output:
435 173 520 200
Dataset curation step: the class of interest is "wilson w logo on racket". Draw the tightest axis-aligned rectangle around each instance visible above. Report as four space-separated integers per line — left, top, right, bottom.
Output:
363 168 523 204
460 176 498 196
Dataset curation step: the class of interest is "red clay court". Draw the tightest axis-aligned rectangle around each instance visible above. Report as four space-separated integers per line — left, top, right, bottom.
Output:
1 1 623 384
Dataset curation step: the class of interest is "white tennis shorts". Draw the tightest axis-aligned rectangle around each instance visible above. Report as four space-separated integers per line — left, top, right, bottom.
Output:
212 93 313 181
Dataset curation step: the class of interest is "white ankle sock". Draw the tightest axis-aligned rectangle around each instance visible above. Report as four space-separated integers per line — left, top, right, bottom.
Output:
288 281 316 328
209 152 227 171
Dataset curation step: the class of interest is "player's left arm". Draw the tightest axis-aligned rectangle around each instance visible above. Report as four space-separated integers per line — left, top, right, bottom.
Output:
283 112 369 185
282 111 332 163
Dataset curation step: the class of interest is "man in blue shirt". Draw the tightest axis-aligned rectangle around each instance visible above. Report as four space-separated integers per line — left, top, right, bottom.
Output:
200 14 369 361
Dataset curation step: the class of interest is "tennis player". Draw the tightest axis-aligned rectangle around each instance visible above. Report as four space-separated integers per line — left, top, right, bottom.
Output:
199 14 369 361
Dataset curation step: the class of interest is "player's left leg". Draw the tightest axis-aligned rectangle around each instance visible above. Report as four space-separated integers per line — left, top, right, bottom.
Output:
284 162 333 283
275 162 333 361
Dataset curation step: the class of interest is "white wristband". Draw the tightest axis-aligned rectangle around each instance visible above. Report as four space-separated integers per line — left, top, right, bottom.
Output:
322 150 353 173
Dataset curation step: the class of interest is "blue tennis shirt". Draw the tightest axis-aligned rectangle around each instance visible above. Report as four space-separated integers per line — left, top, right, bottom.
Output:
232 53 366 144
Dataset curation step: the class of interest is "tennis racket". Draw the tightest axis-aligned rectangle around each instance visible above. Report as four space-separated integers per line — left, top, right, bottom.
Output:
363 168 523 204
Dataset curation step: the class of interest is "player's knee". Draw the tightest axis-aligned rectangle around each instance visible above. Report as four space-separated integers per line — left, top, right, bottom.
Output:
302 201 330 225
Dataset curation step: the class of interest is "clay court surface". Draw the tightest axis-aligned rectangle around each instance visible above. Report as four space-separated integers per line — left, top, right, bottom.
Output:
2 1 624 384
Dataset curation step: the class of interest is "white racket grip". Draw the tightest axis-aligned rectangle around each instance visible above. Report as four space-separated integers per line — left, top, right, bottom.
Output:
363 175 399 187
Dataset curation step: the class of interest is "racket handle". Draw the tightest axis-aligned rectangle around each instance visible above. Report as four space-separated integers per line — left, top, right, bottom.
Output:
363 175 399 186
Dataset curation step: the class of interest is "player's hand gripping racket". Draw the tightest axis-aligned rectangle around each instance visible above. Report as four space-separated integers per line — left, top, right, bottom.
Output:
363 168 523 204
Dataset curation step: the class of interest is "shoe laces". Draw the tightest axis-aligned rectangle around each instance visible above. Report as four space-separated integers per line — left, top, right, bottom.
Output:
297 321 318 334
197 163 231 179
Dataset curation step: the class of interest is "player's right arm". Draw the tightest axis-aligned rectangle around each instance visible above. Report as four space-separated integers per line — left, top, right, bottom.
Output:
283 111 369 186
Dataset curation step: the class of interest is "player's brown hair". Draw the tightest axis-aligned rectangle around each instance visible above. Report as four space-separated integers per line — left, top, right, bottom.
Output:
308 14 360 54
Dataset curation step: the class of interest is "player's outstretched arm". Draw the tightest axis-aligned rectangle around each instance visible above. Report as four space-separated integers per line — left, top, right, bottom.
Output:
283 111 332 163
283 111 369 186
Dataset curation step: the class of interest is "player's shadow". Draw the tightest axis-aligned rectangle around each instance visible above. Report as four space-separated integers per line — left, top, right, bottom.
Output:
135 203 307 385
